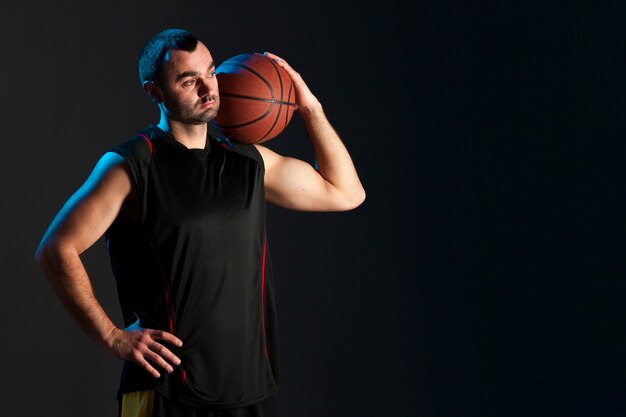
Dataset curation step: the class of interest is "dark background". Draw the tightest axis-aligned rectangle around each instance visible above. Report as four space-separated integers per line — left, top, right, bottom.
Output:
1 1 626 416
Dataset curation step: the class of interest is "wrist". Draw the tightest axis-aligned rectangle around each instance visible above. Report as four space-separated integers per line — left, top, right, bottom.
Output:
298 101 324 119
103 325 122 350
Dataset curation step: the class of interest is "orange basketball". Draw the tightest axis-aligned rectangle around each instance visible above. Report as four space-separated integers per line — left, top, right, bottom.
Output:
211 53 297 144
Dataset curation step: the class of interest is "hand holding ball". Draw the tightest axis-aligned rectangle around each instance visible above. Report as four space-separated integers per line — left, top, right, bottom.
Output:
211 53 297 144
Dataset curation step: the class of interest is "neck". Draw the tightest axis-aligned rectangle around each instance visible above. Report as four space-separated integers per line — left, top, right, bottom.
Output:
157 115 207 149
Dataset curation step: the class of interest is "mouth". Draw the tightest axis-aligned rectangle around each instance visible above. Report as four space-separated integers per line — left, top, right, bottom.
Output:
199 96 217 109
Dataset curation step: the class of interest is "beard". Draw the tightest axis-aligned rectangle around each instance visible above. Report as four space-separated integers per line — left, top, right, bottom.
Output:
168 95 220 125
189 95 220 124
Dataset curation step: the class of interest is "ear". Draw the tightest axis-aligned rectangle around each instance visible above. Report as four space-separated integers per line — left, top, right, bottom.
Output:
143 81 163 104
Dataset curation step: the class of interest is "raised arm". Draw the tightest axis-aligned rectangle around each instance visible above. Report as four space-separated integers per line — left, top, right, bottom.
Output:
35 153 182 378
255 52 366 212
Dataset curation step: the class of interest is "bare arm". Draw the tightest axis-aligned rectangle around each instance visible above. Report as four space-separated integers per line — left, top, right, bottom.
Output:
255 52 366 212
35 153 182 378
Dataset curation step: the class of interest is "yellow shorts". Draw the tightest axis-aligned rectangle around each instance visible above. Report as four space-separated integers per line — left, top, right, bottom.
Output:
120 390 155 417
119 390 278 417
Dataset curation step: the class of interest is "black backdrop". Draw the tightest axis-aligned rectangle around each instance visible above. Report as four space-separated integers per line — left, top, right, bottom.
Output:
1 1 626 416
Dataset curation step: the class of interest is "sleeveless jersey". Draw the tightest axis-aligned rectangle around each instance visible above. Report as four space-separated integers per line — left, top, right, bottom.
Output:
104 125 279 408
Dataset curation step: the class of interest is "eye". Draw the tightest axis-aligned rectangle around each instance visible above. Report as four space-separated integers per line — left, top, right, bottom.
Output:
208 70 216 78
182 79 196 87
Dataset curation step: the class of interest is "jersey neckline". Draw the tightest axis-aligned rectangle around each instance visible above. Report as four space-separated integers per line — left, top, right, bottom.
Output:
150 124 213 154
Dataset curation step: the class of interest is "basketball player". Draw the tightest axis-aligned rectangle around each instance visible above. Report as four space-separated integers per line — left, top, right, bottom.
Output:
35 28 365 417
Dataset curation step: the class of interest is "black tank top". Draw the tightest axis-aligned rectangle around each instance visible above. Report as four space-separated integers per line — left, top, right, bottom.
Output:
104 125 279 408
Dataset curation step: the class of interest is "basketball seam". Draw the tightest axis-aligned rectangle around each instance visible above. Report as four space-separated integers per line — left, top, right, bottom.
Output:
219 92 296 105
215 55 295 142
284 75 295 129
260 57 285 141
217 61 277 141
217 61 275 97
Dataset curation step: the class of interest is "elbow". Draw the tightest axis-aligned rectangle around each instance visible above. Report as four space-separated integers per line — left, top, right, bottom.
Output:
35 236 75 273
353 187 367 208
339 186 366 211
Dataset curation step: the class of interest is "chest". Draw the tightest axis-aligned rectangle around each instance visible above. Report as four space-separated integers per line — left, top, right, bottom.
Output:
143 145 264 231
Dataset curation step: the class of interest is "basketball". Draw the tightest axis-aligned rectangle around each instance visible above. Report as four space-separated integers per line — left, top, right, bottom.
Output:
211 53 297 144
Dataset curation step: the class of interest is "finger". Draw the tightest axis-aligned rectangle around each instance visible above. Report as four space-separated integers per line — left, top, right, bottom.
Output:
135 355 161 378
149 341 182 366
149 329 183 347
269 57 301 82
145 349 175 374
264 52 295 72
263 51 283 61
263 51 317 107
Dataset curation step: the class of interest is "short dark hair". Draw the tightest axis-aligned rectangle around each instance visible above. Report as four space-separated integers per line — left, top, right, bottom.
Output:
138 28 199 84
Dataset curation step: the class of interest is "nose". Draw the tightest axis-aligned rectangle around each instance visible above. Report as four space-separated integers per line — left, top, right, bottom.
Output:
198 75 215 97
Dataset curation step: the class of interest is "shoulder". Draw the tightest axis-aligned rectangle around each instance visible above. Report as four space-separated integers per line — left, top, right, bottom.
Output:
253 144 285 174
107 130 155 186
109 132 154 161
73 152 132 210
91 152 132 186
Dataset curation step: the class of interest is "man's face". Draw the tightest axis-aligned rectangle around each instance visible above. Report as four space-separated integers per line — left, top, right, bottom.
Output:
153 42 220 124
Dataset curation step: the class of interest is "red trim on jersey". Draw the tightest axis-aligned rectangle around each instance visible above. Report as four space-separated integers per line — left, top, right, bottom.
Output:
182 369 187 384
261 233 269 359
137 133 154 153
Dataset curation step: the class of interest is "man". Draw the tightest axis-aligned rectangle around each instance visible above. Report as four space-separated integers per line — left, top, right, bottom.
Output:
35 28 365 417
